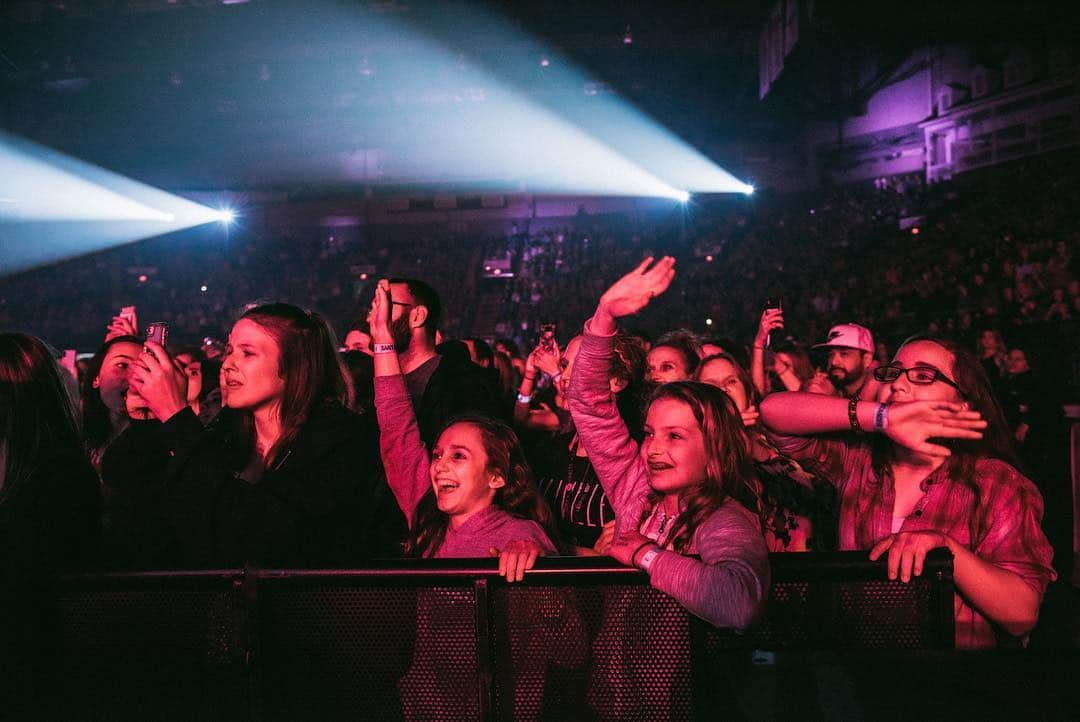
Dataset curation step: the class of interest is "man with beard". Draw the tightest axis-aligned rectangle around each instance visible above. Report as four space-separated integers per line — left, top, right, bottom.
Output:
806 323 881 400
368 277 504 446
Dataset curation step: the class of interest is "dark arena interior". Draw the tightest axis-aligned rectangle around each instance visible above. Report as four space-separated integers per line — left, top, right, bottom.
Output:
1 1 1078 719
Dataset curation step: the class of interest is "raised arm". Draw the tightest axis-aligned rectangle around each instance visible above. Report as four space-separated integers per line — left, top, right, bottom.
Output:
370 280 431 528
568 257 675 522
750 308 784 396
760 392 987 457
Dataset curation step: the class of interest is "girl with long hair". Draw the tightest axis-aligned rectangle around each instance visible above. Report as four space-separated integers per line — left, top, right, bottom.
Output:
760 334 1055 648
567 258 768 630
696 352 837 551
370 280 556 570
125 302 387 567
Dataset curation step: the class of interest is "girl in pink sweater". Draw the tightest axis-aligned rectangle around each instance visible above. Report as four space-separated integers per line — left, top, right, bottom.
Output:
568 257 769 630
369 280 556 570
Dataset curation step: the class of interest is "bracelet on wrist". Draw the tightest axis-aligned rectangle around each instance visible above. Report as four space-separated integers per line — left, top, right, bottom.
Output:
848 397 862 433
372 342 396 354
516 392 532 404
874 402 890 432
638 546 662 573
629 541 654 568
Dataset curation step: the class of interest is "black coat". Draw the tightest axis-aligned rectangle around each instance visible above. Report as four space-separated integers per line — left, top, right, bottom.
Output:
150 402 396 568
416 346 507 447
1 447 101 711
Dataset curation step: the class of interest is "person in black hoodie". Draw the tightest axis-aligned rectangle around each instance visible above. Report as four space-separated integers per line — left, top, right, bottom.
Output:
0 333 102 713
126 303 397 568
366 278 504 447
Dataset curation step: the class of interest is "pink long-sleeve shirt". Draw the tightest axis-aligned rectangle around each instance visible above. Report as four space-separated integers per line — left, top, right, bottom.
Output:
566 321 769 630
374 375 555 558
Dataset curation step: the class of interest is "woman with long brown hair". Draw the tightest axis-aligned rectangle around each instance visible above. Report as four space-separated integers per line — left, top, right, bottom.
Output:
124 302 388 567
760 333 1055 648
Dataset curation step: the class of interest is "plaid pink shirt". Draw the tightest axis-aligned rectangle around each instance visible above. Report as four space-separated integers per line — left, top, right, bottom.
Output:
772 433 1056 649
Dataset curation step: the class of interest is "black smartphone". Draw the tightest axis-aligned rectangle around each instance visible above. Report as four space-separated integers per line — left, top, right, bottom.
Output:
539 322 557 351
763 298 782 348
145 321 169 349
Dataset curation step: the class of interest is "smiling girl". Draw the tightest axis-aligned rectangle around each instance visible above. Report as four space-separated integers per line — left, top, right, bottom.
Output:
567 258 768 630
369 281 556 574
760 334 1055 648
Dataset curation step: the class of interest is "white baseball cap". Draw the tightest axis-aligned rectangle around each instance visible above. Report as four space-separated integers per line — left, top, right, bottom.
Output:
812 324 874 353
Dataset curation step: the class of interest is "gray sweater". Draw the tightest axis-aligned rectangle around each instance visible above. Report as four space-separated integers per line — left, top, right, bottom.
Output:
566 322 769 630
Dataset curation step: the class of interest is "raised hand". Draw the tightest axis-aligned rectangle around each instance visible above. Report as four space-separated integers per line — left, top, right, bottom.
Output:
367 279 395 345
526 342 561 379
105 313 139 342
883 401 987 456
754 308 784 348
129 340 189 422
593 256 676 334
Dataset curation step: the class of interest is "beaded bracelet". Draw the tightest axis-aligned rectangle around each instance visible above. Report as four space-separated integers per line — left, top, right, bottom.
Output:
848 396 862 433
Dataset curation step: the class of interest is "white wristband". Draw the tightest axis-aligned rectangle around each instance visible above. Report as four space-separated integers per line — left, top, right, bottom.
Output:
638 546 661 573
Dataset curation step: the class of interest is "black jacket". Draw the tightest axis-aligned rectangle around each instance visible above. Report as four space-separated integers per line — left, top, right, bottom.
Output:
1 447 101 711
150 402 395 568
416 345 506 447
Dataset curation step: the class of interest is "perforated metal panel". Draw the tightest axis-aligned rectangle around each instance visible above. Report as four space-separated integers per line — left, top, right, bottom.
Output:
491 585 694 722
55 578 247 720
257 582 478 721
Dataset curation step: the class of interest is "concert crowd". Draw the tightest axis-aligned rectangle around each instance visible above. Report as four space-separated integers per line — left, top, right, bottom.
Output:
1 153 1077 713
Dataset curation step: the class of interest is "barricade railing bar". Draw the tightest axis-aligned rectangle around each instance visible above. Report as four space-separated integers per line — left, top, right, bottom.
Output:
52 550 954 721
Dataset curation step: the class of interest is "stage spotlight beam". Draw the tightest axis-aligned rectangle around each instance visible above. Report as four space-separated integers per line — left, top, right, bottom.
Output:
0 131 228 276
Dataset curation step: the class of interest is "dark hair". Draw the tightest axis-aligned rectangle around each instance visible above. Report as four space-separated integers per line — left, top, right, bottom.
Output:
873 334 1019 536
406 415 558 557
388 277 442 337
341 350 375 416
641 381 756 554
651 329 702 376
494 338 520 358
236 303 353 467
1 333 83 503
695 352 760 407
770 343 814 383
610 331 649 440
82 334 141 451
466 337 495 367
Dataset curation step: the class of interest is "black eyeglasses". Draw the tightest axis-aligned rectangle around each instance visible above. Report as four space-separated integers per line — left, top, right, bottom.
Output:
873 365 960 389
390 301 414 308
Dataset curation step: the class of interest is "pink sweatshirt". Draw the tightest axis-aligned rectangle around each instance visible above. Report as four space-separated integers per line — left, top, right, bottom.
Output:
566 321 769 630
374 375 555 558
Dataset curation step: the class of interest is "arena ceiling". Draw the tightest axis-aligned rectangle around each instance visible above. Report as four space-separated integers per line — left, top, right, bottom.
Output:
0 0 765 191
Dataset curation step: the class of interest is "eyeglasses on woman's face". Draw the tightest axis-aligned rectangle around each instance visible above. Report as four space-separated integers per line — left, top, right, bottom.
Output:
873 364 960 390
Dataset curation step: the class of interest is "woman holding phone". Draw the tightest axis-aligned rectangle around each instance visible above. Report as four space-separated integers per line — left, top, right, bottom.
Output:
125 303 389 567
